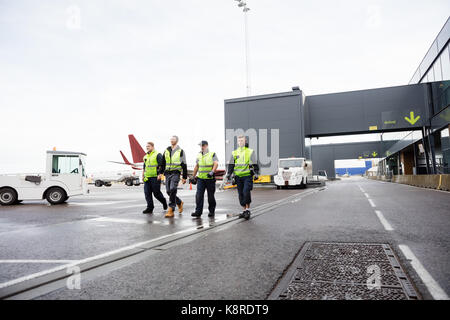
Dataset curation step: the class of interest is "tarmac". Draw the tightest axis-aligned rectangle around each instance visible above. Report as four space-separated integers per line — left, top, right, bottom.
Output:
0 177 449 300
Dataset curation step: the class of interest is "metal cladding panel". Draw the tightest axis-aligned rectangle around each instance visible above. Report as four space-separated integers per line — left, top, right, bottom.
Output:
306 84 430 136
224 91 305 175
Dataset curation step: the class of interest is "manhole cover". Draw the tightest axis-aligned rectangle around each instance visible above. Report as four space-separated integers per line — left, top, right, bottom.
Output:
268 242 419 300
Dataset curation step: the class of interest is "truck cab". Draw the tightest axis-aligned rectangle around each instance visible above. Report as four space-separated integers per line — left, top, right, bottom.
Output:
0 151 88 205
274 157 312 189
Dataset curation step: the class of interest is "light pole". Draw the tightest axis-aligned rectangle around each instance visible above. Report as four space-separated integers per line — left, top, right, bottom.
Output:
234 0 251 96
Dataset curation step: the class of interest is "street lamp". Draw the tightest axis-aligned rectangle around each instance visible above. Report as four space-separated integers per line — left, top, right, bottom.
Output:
234 0 251 96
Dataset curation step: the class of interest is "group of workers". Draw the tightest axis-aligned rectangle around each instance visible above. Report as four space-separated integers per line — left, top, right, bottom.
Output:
142 135 260 220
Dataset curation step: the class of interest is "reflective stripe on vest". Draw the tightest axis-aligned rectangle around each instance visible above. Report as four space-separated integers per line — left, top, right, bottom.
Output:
232 147 253 177
197 152 214 179
164 149 182 171
143 150 159 179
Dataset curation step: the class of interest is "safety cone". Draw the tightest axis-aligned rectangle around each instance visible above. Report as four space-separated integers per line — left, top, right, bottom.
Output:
189 182 192 190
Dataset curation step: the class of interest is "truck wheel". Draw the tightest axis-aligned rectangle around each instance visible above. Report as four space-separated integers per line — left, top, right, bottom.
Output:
125 180 133 186
0 188 17 206
95 180 103 187
276 186 281 190
46 187 67 205
104 183 112 187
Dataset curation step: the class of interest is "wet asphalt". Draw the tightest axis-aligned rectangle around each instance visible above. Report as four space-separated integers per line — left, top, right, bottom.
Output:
0 183 302 285
1 177 449 299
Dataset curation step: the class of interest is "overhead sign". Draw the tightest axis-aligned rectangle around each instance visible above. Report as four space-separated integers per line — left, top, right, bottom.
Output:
404 111 420 125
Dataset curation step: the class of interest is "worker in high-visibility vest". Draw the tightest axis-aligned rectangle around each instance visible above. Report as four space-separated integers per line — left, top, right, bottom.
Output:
226 135 259 220
142 142 167 214
163 135 187 218
191 141 219 218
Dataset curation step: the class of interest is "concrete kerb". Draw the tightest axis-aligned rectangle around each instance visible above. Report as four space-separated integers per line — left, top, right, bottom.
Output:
369 174 450 191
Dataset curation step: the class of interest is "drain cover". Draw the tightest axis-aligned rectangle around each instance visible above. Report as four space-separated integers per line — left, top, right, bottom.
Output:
268 242 419 300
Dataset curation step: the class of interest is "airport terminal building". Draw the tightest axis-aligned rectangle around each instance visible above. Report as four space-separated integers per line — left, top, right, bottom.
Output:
224 17 450 179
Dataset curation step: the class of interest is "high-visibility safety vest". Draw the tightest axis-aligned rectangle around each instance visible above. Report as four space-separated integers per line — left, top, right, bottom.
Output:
143 150 159 181
232 147 254 177
164 148 182 172
197 152 215 179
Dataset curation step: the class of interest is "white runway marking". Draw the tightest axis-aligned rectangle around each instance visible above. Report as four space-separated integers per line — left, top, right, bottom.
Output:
90 217 152 225
69 200 138 207
115 204 147 210
0 225 202 290
0 260 77 264
399 244 449 300
374 210 394 231
367 198 376 208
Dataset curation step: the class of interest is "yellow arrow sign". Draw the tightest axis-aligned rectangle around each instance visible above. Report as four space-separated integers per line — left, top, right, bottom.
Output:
404 111 420 125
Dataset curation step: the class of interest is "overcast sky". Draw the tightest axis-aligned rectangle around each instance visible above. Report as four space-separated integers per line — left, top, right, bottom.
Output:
1 0 449 174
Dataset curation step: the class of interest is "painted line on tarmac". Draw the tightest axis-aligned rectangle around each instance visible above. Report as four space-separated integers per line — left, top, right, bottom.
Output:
399 244 449 300
113 204 147 210
90 217 150 225
0 260 77 264
69 200 138 207
359 185 394 231
374 210 394 231
0 188 321 297
0 226 201 291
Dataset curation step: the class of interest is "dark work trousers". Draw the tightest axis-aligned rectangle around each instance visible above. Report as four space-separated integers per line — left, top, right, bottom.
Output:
236 175 253 207
144 177 167 210
195 178 216 214
165 172 182 209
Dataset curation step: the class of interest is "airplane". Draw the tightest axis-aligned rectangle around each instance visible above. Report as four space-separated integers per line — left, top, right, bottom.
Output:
109 134 226 179
108 135 144 170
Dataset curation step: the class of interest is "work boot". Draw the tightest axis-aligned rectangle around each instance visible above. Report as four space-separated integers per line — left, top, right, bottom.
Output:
142 208 153 214
238 210 246 218
242 210 251 220
165 207 174 218
191 212 202 218
177 201 184 213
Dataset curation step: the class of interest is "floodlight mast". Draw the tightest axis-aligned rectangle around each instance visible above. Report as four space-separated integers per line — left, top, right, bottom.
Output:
234 0 251 96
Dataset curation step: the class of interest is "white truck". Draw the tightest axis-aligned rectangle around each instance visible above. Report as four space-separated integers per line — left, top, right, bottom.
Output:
0 151 88 205
274 157 313 189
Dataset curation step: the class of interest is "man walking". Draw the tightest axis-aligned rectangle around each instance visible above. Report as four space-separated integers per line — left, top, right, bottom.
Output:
163 135 187 218
142 142 167 214
226 135 259 220
191 141 218 218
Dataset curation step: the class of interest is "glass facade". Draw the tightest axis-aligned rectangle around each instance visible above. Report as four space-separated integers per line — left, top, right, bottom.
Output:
440 127 450 174
430 80 450 114
409 17 450 85
420 42 450 83
382 18 450 177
